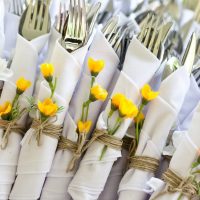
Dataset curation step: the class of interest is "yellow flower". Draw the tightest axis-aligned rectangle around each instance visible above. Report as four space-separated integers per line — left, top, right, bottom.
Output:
141 84 159 102
77 120 92 134
16 77 31 94
41 63 54 81
90 85 108 102
119 98 138 118
38 98 58 117
0 101 12 118
134 112 145 123
111 93 126 110
88 57 105 76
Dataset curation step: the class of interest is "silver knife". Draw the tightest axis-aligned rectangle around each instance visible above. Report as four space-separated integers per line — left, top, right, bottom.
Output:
160 21 173 44
182 32 197 74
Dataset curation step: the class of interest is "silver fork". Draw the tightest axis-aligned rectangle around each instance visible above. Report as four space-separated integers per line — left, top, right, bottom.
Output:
61 0 87 52
20 0 51 41
55 2 68 34
9 0 27 16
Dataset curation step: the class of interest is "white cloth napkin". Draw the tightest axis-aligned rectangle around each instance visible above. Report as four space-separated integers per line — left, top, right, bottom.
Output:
68 37 161 200
118 67 190 200
0 0 5 57
149 102 200 200
3 12 20 59
40 29 120 200
10 37 90 200
177 75 200 131
9 82 67 200
0 33 49 199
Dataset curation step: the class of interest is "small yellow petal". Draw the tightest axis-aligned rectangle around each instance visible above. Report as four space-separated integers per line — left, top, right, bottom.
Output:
90 85 108 101
141 84 159 101
41 63 54 78
38 98 58 117
88 57 105 76
134 112 145 123
119 98 138 118
0 101 12 117
111 93 126 110
16 77 31 93
77 120 92 134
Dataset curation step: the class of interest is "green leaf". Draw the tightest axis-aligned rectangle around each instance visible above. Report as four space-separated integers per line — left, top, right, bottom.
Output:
192 162 199 169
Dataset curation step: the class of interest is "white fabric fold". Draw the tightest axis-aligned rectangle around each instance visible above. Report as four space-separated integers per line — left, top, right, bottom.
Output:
0 0 5 56
3 12 20 59
118 67 190 200
9 82 67 200
68 37 161 200
0 33 49 199
150 102 200 200
41 29 119 200
177 75 200 131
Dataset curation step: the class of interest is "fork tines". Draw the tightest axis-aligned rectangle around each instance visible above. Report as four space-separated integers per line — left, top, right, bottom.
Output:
137 13 164 58
61 0 87 52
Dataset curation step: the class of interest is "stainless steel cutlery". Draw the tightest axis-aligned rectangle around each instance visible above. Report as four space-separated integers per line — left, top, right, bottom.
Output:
19 0 51 41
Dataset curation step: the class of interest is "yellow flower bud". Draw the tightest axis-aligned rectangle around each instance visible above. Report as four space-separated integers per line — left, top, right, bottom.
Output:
77 120 92 134
141 84 159 102
119 98 138 118
88 57 105 77
38 98 58 117
134 112 145 123
90 85 108 102
0 101 12 118
111 93 126 110
16 77 31 94
41 63 54 81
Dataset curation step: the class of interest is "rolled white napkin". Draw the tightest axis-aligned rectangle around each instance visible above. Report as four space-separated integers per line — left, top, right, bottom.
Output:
3 12 20 59
9 82 67 200
177 75 200 131
118 67 190 200
0 0 5 56
40 29 119 200
10 38 90 200
0 33 49 199
45 28 61 62
68 36 162 200
149 102 200 200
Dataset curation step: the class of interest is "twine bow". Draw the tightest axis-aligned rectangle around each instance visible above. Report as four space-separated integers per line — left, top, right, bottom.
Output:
152 169 199 200
66 129 123 172
129 156 159 173
0 108 26 150
31 117 63 146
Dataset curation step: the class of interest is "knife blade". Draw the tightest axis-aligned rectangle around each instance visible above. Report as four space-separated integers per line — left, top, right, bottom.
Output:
182 32 197 74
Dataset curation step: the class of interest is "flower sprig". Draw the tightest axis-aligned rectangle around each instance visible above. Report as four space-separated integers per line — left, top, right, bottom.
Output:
0 77 31 121
100 93 138 160
134 84 159 147
41 63 57 98
78 57 108 134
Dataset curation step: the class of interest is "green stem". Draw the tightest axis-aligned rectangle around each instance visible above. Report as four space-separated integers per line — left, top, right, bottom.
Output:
107 109 114 132
81 102 86 121
135 103 145 145
49 78 57 98
109 117 122 135
12 93 20 107
177 193 183 200
91 76 95 87
99 146 107 161
85 100 91 121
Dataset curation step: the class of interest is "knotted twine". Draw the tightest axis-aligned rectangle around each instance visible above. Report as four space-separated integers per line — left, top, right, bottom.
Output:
0 108 27 150
31 117 63 146
58 129 123 172
129 156 159 173
152 169 199 200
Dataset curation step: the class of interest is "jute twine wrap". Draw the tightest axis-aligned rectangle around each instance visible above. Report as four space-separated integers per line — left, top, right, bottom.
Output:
0 109 27 150
66 129 123 172
152 169 199 200
31 117 63 146
57 136 78 152
129 156 159 173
